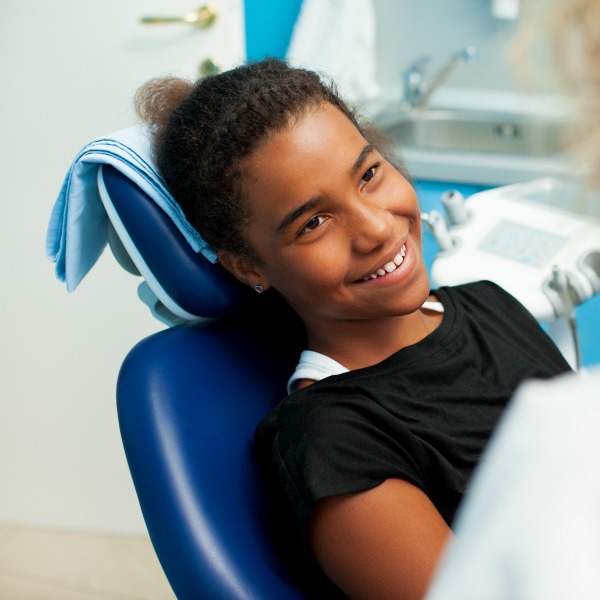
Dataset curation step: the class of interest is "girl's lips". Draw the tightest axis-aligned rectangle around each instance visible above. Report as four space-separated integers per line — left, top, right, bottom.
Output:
360 243 406 281
353 241 414 287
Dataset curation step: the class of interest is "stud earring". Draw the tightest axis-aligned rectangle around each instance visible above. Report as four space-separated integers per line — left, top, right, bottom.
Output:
254 284 264 294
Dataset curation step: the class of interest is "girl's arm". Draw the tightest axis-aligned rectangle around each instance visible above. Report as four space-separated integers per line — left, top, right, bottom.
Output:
308 478 452 600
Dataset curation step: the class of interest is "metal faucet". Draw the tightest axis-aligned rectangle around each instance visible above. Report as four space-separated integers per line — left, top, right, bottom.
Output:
402 45 479 109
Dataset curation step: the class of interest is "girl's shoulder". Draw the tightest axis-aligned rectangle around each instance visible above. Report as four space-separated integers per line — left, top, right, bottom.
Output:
436 280 536 321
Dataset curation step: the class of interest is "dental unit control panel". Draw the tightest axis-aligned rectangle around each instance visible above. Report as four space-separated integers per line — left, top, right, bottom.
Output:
426 178 600 369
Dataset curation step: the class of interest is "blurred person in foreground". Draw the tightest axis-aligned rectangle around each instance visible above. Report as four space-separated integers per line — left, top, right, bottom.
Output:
426 1 600 598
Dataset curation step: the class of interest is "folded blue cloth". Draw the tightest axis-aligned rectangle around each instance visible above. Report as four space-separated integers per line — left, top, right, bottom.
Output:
46 125 216 292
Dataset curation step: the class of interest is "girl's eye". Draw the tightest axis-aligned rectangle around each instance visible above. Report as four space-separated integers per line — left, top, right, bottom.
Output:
301 215 326 234
360 165 377 186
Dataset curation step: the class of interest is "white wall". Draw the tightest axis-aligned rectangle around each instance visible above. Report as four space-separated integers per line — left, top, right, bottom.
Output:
0 18 156 536
373 0 521 99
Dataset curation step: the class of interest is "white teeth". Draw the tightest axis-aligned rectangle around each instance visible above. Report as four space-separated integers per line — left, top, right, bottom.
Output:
361 243 407 281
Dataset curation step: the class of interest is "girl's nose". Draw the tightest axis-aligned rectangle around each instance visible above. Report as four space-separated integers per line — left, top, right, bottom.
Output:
348 201 395 254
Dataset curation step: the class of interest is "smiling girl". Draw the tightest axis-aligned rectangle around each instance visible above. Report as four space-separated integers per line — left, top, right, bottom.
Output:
136 59 571 600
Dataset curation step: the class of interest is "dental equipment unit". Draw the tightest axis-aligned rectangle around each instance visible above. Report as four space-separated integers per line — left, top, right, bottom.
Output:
424 178 600 371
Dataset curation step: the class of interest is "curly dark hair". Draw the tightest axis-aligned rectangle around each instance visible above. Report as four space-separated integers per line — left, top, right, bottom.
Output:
135 58 403 262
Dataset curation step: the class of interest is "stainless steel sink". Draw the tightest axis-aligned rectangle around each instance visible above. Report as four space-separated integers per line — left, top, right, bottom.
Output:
377 108 569 157
371 107 577 185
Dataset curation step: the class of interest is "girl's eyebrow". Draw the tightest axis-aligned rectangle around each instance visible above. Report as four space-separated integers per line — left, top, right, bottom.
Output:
350 144 375 176
276 144 375 234
277 197 322 234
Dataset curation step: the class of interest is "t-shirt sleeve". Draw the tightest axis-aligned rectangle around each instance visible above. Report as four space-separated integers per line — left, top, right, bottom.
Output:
271 392 428 537
460 281 572 371
464 280 547 332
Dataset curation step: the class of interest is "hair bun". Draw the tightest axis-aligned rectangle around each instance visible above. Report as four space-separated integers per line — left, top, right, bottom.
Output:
134 76 194 128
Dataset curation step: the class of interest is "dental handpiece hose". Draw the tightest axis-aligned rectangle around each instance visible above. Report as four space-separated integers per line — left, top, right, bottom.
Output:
551 265 582 371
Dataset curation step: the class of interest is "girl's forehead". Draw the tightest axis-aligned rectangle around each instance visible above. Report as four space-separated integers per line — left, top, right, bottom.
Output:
247 104 366 172
241 105 370 225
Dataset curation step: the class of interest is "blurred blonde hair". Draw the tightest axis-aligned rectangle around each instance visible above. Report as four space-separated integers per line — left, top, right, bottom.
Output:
515 0 600 185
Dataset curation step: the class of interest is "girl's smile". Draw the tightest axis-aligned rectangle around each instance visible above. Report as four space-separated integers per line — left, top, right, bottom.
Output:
354 241 410 283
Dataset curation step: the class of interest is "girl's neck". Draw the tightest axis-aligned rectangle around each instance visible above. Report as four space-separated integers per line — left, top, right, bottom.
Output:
303 302 443 371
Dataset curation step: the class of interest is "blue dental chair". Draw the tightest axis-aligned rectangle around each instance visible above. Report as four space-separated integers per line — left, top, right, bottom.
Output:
98 165 307 599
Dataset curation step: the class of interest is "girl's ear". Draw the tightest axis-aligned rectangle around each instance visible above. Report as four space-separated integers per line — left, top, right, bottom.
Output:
218 250 270 292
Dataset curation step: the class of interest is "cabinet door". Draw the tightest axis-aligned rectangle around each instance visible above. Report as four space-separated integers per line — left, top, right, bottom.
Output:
0 1 243 534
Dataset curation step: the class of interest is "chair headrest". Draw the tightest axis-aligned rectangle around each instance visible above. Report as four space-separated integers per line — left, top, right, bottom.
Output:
98 164 252 321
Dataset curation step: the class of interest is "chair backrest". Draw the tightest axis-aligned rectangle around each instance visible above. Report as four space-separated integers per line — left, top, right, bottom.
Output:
99 165 307 599
97 165 253 321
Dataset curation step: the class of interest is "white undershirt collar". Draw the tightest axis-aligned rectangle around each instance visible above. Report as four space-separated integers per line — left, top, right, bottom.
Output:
287 300 445 393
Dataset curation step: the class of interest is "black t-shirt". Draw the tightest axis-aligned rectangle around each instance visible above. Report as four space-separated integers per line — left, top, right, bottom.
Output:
254 281 571 595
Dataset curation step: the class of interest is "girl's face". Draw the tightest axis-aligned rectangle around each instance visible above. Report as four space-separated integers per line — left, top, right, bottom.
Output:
228 102 430 332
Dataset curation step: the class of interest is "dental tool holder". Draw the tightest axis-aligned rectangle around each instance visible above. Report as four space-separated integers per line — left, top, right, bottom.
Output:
441 190 469 226
422 210 455 252
427 177 600 370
